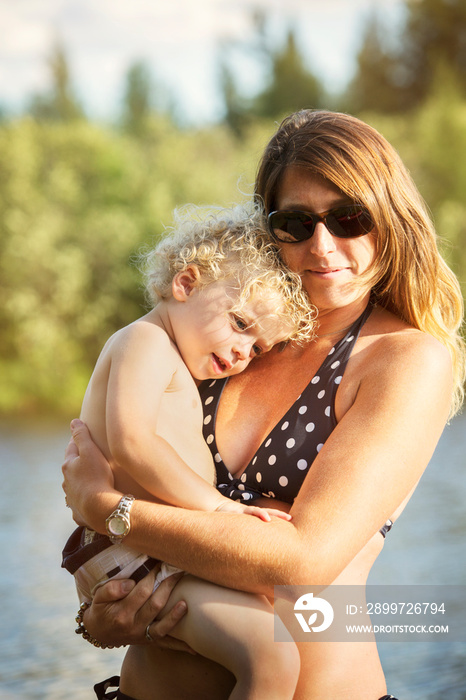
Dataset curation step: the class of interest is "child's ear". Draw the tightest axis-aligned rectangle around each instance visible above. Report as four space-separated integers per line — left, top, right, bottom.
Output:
172 264 201 301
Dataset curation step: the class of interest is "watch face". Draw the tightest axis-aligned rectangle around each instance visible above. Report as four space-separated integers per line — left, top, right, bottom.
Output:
109 516 128 536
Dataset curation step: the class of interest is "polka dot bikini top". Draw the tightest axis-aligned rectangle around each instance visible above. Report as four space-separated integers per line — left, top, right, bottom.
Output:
199 304 374 506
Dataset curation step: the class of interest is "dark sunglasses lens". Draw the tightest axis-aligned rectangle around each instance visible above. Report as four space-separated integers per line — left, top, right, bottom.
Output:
269 207 373 242
327 207 373 238
269 212 315 242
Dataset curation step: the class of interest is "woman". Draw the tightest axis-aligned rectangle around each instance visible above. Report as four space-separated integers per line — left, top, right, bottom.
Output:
63 109 465 700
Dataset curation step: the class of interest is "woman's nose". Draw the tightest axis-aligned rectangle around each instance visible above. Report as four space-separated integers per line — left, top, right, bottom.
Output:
307 221 337 256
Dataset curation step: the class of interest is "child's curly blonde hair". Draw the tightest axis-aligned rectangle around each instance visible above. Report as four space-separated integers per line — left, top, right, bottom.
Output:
139 203 316 343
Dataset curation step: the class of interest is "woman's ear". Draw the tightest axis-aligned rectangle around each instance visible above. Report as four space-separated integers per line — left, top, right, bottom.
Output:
172 264 201 301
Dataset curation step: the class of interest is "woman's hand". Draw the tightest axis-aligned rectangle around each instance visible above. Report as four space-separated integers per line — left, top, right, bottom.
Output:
84 566 194 652
62 419 120 528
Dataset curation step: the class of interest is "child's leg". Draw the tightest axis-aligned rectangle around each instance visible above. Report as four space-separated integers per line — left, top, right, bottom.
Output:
157 574 300 700
63 526 159 604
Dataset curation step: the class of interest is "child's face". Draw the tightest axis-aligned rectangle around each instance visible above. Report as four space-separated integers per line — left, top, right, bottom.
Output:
172 278 292 381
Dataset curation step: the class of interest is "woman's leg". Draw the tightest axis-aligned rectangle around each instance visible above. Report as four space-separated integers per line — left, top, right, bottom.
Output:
121 574 300 700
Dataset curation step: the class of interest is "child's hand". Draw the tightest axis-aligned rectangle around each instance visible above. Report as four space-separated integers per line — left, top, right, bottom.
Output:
242 504 292 521
215 500 292 521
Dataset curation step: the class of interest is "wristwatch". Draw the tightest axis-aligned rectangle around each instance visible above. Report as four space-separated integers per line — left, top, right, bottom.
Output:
105 495 135 545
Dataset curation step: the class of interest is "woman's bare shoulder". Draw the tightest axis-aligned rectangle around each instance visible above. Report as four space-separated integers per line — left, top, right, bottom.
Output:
361 306 451 371
338 306 452 420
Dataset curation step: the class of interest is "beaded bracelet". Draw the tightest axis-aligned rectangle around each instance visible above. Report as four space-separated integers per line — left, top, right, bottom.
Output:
75 601 125 649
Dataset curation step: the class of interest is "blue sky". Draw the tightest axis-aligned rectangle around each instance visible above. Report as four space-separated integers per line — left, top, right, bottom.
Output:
0 0 405 125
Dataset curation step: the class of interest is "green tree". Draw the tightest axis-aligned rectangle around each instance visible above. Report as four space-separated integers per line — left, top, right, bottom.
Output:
219 14 323 132
0 120 146 413
219 60 253 137
400 0 466 107
349 0 466 113
29 41 84 121
0 116 264 415
345 12 405 113
253 29 324 119
121 61 153 134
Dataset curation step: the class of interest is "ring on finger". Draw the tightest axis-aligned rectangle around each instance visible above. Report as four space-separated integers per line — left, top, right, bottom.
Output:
145 623 154 643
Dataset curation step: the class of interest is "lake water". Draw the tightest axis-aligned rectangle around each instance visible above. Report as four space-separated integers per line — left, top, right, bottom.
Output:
0 416 465 699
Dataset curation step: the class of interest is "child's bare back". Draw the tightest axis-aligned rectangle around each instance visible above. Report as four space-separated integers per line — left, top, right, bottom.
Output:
80 310 217 502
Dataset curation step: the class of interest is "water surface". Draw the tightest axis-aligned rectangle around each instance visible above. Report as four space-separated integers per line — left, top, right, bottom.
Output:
0 416 464 699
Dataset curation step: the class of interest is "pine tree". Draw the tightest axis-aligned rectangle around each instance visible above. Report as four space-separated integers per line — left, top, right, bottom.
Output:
121 61 153 134
29 41 84 121
254 30 324 118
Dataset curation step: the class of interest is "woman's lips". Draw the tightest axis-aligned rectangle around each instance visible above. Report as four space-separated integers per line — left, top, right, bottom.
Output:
308 267 345 278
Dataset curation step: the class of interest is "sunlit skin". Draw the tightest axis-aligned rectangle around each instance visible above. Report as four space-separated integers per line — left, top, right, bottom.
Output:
274 167 378 328
73 262 302 699
79 263 295 514
160 267 294 381
63 168 453 700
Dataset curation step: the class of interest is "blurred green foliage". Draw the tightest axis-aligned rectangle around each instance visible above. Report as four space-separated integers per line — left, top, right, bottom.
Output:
0 115 275 415
346 0 466 113
28 41 85 123
1 90 466 416
219 15 325 134
2 0 466 416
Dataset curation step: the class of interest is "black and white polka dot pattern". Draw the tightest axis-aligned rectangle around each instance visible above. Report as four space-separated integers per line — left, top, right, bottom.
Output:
200 306 373 504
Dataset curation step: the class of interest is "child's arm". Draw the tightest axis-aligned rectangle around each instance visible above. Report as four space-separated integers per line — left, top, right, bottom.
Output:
105 322 290 522
105 322 228 511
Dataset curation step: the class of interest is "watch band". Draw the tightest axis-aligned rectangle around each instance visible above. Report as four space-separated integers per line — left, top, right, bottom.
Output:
105 494 135 545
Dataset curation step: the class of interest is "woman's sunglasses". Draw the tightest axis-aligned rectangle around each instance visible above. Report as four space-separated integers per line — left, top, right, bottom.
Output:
267 205 374 243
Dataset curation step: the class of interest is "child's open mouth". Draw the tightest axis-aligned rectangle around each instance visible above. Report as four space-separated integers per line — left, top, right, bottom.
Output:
212 354 229 373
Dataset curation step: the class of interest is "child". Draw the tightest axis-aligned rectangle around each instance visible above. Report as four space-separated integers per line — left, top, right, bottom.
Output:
63 203 314 699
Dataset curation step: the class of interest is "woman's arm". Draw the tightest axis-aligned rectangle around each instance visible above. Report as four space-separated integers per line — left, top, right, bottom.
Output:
64 332 453 597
